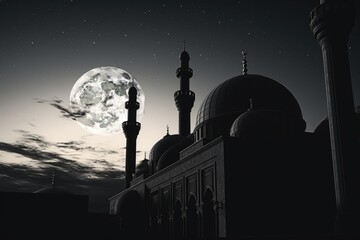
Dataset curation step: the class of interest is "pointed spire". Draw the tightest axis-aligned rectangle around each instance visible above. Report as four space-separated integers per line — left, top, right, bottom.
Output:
51 171 55 187
242 50 248 75
183 40 186 51
166 125 169 135
144 151 147 159
130 76 135 87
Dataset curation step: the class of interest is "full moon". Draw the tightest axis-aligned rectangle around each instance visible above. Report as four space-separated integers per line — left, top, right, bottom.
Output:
70 66 145 135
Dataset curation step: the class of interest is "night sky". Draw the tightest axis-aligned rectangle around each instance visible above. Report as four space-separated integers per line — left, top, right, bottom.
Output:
1 0 359 212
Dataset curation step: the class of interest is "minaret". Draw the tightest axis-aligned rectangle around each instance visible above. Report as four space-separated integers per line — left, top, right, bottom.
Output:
310 0 358 230
175 43 195 136
122 86 141 188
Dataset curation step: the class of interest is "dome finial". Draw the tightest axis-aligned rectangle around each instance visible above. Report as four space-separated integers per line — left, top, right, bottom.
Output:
51 171 55 187
248 98 254 110
183 40 186 51
242 50 248 75
166 125 169 135
144 151 147 159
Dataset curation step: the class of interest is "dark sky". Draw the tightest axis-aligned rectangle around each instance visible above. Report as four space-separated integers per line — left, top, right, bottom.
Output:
0 0 359 212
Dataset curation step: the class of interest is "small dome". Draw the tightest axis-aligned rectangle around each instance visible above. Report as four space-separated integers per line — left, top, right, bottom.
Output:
314 116 330 139
115 190 142 215
195 74 304 141
157 134 194 171
148 134 185 174
230 109 306 140
34 186 72 195
135 158 149 177
314 109 360 141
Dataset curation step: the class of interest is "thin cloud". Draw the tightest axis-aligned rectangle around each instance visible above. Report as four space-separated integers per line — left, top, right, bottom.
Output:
34 97 87 120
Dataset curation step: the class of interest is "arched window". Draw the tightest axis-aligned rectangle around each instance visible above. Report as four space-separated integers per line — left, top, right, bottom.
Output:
202 189 216 238
160 212 171 239
150 193 159 237
173 199 183 240
186 195 199 238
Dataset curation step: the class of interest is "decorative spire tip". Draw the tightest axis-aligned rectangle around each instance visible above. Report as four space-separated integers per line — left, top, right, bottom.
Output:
248 98 254 110
166 125 169 135
183 40 186 51
242 50 248 75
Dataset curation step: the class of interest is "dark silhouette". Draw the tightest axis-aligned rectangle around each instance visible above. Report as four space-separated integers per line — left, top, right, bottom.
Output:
310 0 359 234
175 43 195 137
110 1 359 237
122 86 141 188
1 1 359 239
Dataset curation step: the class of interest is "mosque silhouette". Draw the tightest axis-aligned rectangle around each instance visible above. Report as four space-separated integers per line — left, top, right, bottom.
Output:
1 0 360 239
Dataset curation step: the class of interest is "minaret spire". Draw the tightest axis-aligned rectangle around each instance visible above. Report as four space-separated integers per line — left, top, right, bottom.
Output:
242 50 248 75
310 0 358 232
175 44 195 136
122 86 141 188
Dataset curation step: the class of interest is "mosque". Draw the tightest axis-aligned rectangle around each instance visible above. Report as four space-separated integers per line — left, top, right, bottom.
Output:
109 0 360 239
0 0 359 239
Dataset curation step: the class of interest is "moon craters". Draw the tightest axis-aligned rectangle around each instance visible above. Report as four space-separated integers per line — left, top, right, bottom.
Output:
69 66 145 135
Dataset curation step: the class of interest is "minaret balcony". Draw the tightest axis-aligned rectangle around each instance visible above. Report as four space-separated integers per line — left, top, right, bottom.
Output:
176 67 193 78
122 121 141 137
174 90 195 111
310 0 355 44
125 101 140 110
174 90 195 98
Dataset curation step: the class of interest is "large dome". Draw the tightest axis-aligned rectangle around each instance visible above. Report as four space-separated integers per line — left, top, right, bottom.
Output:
194 74 304 141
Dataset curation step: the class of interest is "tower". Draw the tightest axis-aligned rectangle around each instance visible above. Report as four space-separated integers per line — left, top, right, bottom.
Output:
310 0 358 231
122 86 141 188
175 45 195 136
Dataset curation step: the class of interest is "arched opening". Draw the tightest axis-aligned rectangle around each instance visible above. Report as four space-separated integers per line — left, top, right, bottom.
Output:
202 189 216 238
160 194 171 239
160 213 171 239
150 194 159 237
115 190 146 238
186 194 199 238
173 199 183 240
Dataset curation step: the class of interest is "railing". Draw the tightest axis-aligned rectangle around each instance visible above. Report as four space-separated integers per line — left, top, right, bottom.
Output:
174 90 195 98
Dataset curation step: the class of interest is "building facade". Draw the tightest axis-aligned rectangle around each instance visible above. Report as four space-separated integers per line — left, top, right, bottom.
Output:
109 1 359 238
